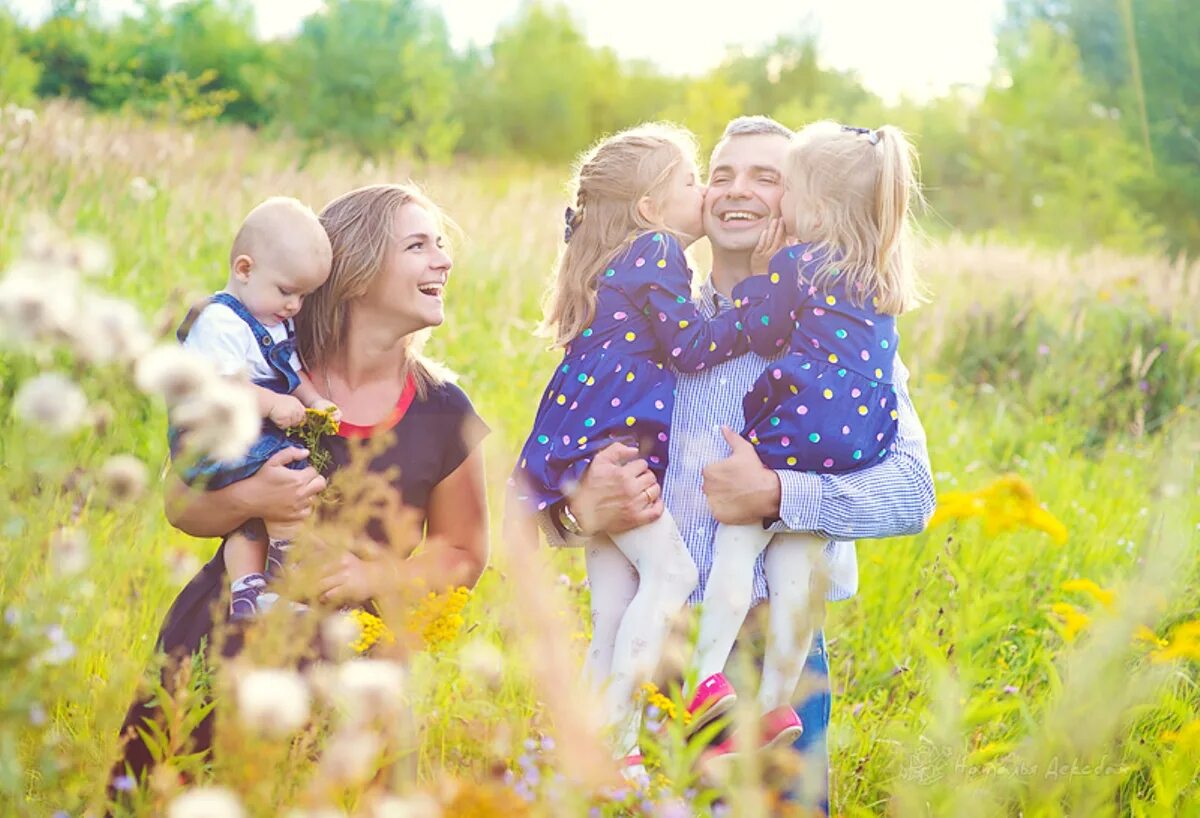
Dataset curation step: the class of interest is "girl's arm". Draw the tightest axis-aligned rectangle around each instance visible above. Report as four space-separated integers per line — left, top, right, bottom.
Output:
164 447 327 537
627 234 784 371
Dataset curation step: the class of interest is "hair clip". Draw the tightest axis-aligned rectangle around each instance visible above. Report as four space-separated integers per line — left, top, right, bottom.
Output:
563 206 578 243
842 125 880 145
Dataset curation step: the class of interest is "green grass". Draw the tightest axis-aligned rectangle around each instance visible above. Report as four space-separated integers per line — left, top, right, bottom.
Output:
1 101 1198 817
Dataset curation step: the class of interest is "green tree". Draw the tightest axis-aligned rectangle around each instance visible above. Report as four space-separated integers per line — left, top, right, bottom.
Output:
0 9 40 104
275 0 460 159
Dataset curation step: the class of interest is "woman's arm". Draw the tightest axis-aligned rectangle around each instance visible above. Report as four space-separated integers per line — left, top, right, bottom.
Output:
406 445 489 590
164 447 327 538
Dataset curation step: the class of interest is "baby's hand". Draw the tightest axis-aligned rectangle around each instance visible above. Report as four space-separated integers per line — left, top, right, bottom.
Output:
268 395 308 428
310 398 342 424
751 218 787 276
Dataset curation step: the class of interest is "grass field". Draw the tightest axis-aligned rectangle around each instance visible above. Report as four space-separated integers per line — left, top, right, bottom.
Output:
1 102 1199 817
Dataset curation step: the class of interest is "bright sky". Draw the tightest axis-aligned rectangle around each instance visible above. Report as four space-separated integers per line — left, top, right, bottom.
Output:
11 0 1005 102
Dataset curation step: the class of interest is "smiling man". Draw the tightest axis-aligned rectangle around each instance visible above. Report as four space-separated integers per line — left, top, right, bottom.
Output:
545 115 935 812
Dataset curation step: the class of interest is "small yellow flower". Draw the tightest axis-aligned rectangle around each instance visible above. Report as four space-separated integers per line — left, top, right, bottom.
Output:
1049 602 1091 642
1150 621 1200 663
1133 625 1167 649
1060 578 1116 611
348 609 395 654
407 586 471 652
930 474 1068 544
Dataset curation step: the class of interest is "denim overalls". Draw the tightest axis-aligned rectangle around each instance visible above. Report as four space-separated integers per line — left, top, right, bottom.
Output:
172 292 308 490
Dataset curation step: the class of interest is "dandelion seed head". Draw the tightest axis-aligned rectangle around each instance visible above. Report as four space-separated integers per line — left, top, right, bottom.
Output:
69 295 152 363
237 667 311 736
134 345 215 407
333 659 406 723
321 612 363 660
370 794 442 818
167 787 246 818
98 454 148 504
0 275 76 347
48 526 90 575
171 386 260 462
13 373 87 434
320 727 384 785
130 176 158 202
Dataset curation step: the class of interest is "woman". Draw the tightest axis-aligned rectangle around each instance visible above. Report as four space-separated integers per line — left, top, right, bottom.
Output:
112 183 489 785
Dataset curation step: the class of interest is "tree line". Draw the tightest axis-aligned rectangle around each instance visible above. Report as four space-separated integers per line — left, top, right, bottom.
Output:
1 0 1194 257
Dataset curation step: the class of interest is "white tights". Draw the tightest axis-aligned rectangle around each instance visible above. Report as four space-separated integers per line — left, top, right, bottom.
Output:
693 526 826 712
582 509 698 757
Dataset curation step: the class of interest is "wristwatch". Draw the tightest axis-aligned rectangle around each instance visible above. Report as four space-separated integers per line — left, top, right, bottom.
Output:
556 500 586 537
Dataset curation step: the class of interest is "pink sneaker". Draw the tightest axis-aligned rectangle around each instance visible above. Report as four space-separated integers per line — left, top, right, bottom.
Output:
686 672 738 733
760 705 804 749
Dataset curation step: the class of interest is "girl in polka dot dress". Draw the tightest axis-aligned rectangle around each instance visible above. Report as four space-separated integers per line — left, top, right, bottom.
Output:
511 123 785 773
691 121 924 755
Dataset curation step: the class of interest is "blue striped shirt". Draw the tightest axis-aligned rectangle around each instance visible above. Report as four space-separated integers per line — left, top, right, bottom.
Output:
541 280 936 606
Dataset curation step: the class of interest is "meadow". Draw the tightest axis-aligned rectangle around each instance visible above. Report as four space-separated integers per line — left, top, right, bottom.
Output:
1 102 1199 817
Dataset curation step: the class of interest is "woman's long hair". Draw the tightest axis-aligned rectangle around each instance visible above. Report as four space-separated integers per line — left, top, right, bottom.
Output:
540 122 699 347
297 183 452 398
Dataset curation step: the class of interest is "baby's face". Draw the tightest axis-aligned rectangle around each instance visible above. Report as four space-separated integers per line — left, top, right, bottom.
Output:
239 250 331 327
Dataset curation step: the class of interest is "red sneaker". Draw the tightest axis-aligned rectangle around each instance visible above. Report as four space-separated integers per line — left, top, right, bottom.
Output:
686 672 738 733
760 705 803 749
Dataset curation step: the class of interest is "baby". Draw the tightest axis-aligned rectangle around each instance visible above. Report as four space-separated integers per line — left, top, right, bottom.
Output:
175 197 338 618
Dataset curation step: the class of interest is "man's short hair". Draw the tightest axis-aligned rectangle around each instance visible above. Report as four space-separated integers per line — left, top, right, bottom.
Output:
719 115 794 141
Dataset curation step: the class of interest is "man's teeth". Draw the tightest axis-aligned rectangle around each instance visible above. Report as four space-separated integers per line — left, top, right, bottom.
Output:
721 211 758 222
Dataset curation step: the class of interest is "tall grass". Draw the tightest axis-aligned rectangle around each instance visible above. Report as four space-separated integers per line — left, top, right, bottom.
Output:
1 101 1198 817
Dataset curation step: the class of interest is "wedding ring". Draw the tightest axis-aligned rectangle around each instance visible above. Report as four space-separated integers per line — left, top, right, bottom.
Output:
643 487 653 505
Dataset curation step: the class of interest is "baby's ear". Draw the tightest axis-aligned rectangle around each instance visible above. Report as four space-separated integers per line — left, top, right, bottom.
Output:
232 254 254 281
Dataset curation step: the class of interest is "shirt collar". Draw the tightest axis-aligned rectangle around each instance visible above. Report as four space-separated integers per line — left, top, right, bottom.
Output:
698 277 731 317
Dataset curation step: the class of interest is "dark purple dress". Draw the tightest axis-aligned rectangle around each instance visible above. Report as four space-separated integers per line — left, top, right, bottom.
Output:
111 378 487 788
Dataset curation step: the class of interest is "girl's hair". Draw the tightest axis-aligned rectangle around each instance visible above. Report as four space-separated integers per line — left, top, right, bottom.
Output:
541 122 699 347
296 183 452 399
785 120 924 316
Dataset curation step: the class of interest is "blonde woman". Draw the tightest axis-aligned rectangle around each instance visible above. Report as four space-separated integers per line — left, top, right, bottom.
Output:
113 183 489 788
509 123 786 776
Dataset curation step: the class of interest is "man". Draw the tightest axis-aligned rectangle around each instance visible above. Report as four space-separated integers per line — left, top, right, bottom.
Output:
542 116 935 812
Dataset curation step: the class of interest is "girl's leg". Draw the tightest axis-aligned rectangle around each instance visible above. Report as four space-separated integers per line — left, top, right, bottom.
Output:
692 523 774 685
582 539 640 692
759 532 827 712
604 508 698 757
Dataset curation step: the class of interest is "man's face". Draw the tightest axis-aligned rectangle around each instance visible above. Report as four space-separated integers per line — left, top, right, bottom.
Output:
703 133 789 253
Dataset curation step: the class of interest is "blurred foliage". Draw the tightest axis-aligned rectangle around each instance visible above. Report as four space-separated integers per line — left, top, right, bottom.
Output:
3 0 1197 256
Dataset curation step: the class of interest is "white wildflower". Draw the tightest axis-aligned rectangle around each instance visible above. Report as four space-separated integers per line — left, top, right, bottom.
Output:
39 624 76 665
49 527 90 575
321 612 363 660
134 345 217 407
130 176 157 202
167 787 246 818
165 549 202 586
458 638 504 688
13 373 87 434
0 273 76 346
98 454 148 504
332 659 406 723
236 667 311 736
5 104 36 127
319 727 384 786
171 385 260 462
371 794 442 818
71 236 111 277
68 294 152 363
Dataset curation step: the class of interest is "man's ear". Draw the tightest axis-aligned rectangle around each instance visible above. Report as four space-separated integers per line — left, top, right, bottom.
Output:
636 195 657 224
232 254 254 282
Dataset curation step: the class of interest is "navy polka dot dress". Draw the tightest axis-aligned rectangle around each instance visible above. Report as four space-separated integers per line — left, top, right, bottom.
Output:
742 243 900 473
514 231 785 511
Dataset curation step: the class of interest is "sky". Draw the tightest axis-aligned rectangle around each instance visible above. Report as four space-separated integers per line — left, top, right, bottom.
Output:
9 0 1006 103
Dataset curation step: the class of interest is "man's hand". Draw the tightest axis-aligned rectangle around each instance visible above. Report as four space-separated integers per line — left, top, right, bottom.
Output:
268 394 308 428
702 426 781 524
568 442 663 536
750 217 787 276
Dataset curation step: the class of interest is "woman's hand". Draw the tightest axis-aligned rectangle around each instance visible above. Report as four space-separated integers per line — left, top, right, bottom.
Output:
316 548 379 606
247 447 327 523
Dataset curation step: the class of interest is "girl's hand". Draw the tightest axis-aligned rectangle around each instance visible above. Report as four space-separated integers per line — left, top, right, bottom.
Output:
269 394 308 428
751 218 787 276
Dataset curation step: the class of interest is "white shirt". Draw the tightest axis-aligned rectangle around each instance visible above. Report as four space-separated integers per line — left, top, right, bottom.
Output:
182 294 300 384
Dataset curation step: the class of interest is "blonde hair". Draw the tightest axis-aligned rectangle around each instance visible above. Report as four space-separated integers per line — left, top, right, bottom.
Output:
296 183 452 399
785 120 924 316
541 122 699 347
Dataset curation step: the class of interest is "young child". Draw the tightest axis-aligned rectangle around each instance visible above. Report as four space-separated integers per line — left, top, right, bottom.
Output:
510 123 787 774
690 122 923 755
175 196 339 619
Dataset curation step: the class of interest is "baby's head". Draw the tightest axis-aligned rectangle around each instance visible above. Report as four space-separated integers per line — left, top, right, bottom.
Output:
228 197 332 326
780 121 922 315
545 122 703 346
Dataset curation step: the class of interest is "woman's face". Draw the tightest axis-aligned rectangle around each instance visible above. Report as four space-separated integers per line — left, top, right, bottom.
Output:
365 203 452 332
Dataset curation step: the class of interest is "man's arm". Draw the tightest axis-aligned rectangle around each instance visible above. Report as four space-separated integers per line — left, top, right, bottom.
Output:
703 357 935 540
